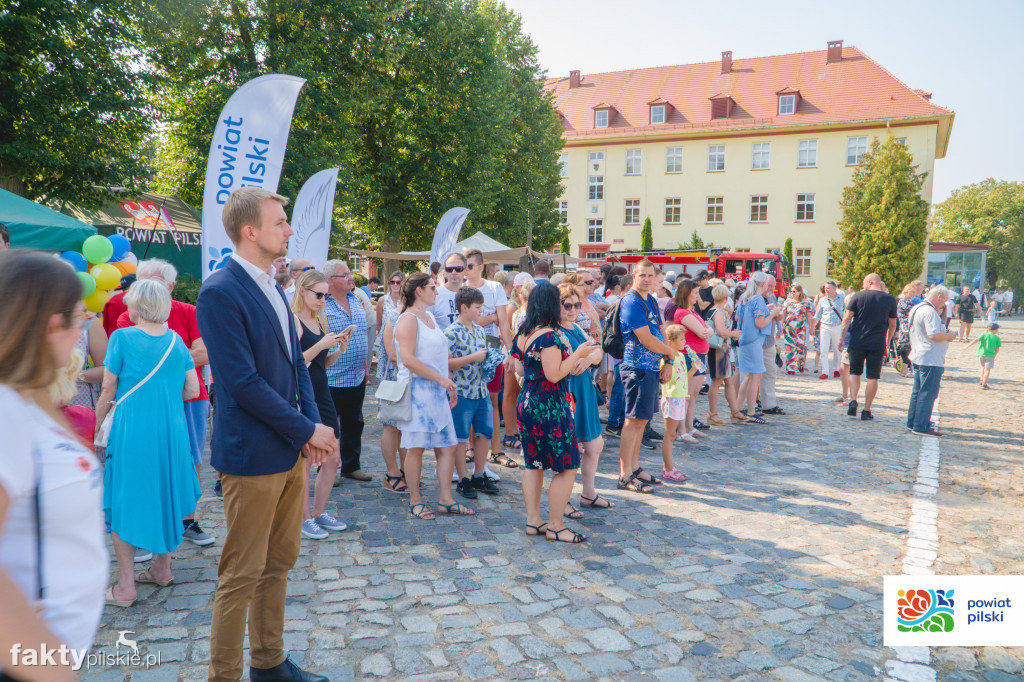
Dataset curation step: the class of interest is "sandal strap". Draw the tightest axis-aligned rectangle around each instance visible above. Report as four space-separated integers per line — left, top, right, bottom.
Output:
547 527 586 543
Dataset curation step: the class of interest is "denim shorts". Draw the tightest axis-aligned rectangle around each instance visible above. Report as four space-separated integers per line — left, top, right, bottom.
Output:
183 399 210 467
451 395 493 442
620 365 659 421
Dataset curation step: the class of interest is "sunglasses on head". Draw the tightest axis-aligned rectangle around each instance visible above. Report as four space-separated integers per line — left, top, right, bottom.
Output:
445 265 465 273
561 300 582 311
307 291 328 300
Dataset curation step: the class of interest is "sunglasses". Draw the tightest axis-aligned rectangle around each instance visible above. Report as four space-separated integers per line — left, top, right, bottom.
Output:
445 266 465 273
295 266 315 272
583 280 595 285
389 280 402 286
307 291 328 300
561 300 582 311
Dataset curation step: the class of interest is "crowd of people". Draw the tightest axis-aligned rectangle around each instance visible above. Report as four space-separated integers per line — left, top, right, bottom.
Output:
0 196 1014 682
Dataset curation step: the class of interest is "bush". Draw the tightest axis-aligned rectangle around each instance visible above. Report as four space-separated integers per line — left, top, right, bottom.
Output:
172 274 200 305
353 273 368 288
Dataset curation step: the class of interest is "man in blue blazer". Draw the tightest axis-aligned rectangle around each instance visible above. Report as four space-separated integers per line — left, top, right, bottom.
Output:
198 187 337 682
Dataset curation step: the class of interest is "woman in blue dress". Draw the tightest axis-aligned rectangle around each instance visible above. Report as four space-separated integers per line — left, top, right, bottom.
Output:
96 280 201 605
736 272 774 424
556 284 614 516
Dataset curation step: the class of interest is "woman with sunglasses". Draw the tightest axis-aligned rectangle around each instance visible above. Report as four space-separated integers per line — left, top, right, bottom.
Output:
375 272 411 492
375 270 404 333
781 284 814 375
291 270 352 539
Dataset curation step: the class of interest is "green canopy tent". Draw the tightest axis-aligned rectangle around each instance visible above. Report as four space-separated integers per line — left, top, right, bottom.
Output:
0 188 96 251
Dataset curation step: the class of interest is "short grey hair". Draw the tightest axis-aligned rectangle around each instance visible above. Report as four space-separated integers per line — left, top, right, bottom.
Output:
124 278 172 323
927 285 951 301
137 258 177 286
322 259 347 277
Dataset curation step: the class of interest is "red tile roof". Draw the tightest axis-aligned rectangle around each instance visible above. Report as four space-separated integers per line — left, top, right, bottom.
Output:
545 45 953 142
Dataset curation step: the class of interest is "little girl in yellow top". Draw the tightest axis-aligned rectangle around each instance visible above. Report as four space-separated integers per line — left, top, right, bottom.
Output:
660 325 702 482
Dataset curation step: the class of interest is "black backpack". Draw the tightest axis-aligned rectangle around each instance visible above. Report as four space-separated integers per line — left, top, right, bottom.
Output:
601 290 639 360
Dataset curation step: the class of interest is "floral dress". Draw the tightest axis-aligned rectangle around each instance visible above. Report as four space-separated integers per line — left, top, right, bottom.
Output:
782 298 814 373
896 297 914 346
510 329 579 472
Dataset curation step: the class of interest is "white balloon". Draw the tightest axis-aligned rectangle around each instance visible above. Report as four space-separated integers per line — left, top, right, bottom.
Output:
123 252 139 264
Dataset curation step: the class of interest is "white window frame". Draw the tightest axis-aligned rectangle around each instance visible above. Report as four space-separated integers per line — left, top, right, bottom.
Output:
706 197 724 224
749 195 768 222
650 105 666 125
558 153 569 178
778 94 796 115
798 140 817 168
584 250 607 260
795 248 812 277
751 142 771 170
623 199 640 225
589 151 605 162
665 147 683 173
796 194 815 221
847 136 868 165
350 254 361 271
594 109 609 128
625 149 642 175
587 219 604 243
707 145 725 172
664 198 681 225
588 175 604 200
557 201 568 226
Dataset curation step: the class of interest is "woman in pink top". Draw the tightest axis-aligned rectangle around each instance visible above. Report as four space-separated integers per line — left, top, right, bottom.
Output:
672 281 714 439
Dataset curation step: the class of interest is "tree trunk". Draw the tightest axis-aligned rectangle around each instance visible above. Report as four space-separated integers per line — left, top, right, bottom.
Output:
0 165 25 196
382 236 401 280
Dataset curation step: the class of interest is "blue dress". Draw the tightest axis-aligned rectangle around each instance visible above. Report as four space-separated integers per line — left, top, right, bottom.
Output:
103 328 201 554
737 296 769 374
558 324 601 444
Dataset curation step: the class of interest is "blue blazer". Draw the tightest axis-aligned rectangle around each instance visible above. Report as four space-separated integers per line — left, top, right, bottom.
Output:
197 257 321 476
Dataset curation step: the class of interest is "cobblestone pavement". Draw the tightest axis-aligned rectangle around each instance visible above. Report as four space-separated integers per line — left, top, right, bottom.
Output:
87 321 1024 681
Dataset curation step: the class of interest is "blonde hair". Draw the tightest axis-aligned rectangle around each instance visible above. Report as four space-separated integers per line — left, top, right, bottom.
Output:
557 283 582 304
291 270 329 332
900 280 923 299
50 349 85 407
518 279 536 304
222 187 290 245
664 324 687 344
708 278 723 287
712 284 731 302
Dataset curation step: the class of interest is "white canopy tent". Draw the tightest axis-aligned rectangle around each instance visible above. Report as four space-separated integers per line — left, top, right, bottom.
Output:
343 231 580 265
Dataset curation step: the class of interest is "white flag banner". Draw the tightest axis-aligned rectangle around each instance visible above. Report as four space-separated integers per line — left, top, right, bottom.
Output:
429 207 471 266
288 168 339 268
201 74 306 279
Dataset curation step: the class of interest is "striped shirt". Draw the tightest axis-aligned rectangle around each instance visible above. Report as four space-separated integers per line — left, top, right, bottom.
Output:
325 292 368 387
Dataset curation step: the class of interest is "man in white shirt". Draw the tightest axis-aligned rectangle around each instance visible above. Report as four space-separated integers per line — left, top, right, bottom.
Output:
282 258 312 303
907 285 957 437
1006 287 1015 317
431 252 467 330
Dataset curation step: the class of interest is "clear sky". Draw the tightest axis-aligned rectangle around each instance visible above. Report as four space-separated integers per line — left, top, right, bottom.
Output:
502 0 1023 203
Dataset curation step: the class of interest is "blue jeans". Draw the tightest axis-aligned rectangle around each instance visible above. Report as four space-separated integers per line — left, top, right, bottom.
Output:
607 363 625 429
907 365 944 432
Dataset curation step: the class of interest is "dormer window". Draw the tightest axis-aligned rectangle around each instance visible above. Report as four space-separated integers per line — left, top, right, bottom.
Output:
595 109 608 128
650 105 665 125
709 93 733 120
776 87 800 116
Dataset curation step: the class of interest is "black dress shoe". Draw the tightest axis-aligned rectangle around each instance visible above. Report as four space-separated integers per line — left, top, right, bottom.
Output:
251 657 328 682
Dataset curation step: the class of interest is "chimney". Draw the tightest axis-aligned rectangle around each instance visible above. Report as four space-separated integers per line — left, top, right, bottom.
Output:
569 70 581 89
721 51 732 74
827 40 843 63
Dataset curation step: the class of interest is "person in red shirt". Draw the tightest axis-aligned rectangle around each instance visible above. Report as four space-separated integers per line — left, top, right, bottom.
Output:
117 259 214 547
102 274 136 338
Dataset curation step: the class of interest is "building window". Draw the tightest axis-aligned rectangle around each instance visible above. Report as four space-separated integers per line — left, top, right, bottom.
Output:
587 219 604 243
733 248 751 253
594 109 609 128
584 251 607 260
750 195 768 222
588 175 604 200
706 197 724 223
650 105 666 125
847 136 868 165
707 145 725 172
798 140 817 168
557 201 568 226
664 198 681 224
796 194 815 221
350 254 361 271
589 151 604 162
666 147 683 173
558 153 568 178
624 199 640 225
751 142 771 170
795 248 811 277
778 94 796 115
896 137 907 146
625 149 642 175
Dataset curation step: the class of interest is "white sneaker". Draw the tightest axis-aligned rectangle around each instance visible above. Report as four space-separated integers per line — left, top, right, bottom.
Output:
452 470 460 482
483 464 500 482
301 518 328 540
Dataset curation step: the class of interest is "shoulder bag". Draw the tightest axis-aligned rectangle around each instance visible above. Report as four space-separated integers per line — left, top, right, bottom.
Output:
95 334 176 447
706 309 725 350
375 313 415 422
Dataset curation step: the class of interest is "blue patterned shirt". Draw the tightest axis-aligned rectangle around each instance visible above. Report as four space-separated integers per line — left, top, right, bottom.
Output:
620 291 665 371
444 320 488 399
325 292 368 387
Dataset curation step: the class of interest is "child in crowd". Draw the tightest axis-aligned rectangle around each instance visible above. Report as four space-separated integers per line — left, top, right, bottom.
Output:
964 322 1001 389
986 300 999 325
659 325 701 481
445 287 501 498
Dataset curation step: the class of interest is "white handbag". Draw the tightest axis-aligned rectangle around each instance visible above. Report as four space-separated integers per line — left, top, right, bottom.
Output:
375 379 411 422
95 335 176 447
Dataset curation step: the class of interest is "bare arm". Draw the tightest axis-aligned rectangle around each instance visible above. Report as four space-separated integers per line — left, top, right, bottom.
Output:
496 304 513 350
839 310 855 347
382 319 397 363
82 319 108 384
679 313 713 339
94 368 119 426
324 330 351 367
375 296 385 331
396 315 453 389
189 337 208 368
713 309 741 339
633 325 678 358
183 369 200 400
885 318 897 347
449 348 487 371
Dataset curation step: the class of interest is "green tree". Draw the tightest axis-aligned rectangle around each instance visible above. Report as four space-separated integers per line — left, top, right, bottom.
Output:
830 136 929 291
640 217 653 251
678 230 712 249
783 237 793 281
0 0 153 206
931 179 1024 290
559 229 571 256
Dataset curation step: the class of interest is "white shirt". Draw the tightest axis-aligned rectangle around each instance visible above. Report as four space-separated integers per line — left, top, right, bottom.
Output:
944 299 954 319
430 284 461 331
469 279 509 339
231 253 291 353
0 387 107 659
909 302 949 367
283 283 296 304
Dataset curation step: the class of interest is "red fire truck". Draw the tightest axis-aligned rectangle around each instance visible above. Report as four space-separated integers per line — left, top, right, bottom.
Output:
605 248 790 297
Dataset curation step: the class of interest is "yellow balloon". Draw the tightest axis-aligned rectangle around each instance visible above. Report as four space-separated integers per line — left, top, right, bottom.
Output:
91 263 121 290
83 289 111 314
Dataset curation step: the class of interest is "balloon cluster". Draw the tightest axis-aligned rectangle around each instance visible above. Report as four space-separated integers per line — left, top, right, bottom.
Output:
60 235 137 312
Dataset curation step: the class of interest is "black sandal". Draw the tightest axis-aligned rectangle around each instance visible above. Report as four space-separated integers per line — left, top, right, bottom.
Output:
741 410 768 424
633 468 662 485
546 527 587 544
465 447 474 463
488 451 519 468
383 474 408 493
617 474 653 494
564 503 584 520
400 468 426 488
525 522 548 537
502 434 521 450
762 406 786 415
580 494 615 509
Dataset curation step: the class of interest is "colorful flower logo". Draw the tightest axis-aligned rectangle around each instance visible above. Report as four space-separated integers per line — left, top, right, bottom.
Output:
897 588 955 632
208 247 233 273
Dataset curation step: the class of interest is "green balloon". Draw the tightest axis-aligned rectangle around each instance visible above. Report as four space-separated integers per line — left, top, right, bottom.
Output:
82 235 114 264
77 271 97 297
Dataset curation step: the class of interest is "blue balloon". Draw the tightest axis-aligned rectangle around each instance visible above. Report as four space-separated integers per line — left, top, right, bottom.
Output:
61 251 89 272
108 234 132 262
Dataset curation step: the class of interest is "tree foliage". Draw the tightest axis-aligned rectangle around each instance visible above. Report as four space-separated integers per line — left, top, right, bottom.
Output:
678 230 713 250
783 237 793 281
0 0 153 207
830 136 929 291
640 216 653 251
931 179 1024 290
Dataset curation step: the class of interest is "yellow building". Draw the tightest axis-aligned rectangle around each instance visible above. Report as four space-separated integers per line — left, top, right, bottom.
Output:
545 41 954 285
